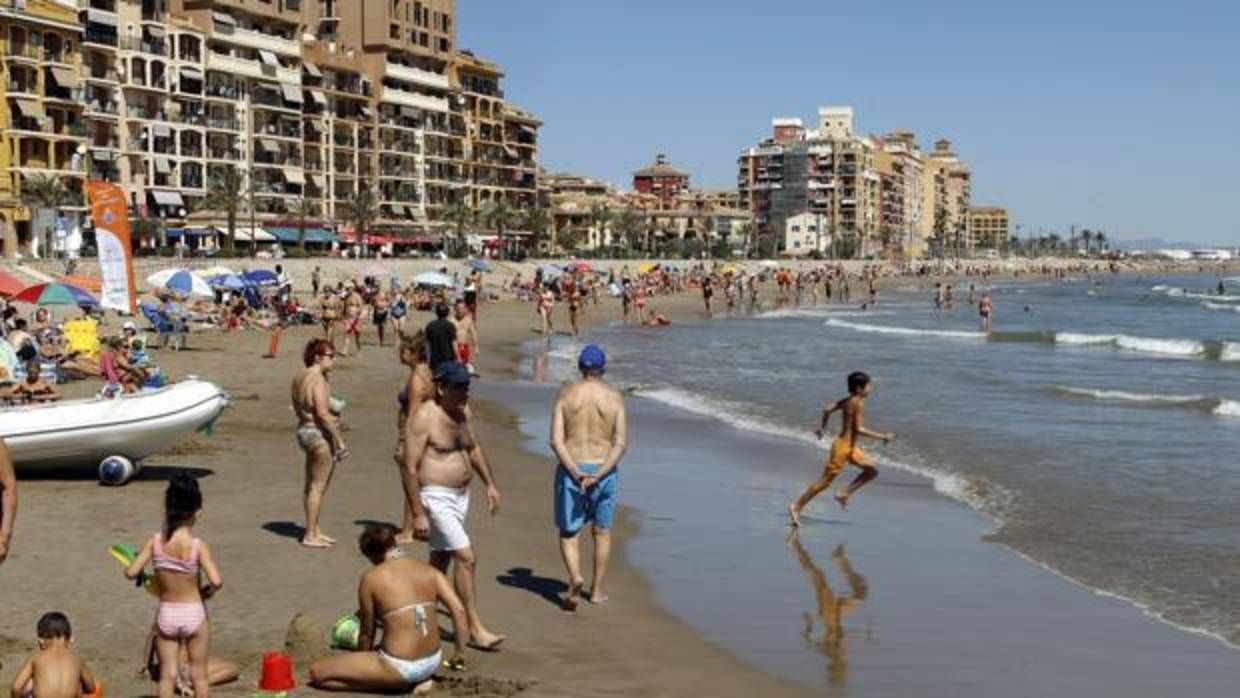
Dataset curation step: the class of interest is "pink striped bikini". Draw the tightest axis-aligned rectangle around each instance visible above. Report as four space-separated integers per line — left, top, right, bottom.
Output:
152 533 207 639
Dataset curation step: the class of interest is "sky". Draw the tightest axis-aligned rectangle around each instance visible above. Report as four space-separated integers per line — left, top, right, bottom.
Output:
459 0 1238 244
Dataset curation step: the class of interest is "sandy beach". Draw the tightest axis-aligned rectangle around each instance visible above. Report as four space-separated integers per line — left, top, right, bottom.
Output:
2 256 1236 697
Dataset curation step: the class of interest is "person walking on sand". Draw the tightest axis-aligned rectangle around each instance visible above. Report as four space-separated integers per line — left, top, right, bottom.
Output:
452 300 479 375
394 331 434 545
124 475 223 698
425 303 457 373
343 285 364 356
320 289 343 344
292 339 347 548
789 372 893 526
550 346 628 610
402 361 505 650
372 290 390 347
0 438 15 565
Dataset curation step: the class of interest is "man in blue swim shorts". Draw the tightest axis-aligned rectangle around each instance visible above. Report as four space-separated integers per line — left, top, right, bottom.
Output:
550 345 629 611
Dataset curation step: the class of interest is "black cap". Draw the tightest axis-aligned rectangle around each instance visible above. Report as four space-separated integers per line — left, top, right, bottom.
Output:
434 361 471 386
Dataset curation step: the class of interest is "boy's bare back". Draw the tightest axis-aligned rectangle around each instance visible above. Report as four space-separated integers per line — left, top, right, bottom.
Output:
13 644 94 698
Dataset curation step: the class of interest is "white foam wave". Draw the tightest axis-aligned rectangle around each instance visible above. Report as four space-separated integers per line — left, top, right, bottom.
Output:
1051 386 1208 405
1222 343 1240 362
1054 332 1205 357
757 307 892 320
1202 301 1240 313
635 385 1000 512
1215 400 1240 418
1153 285 1240 302
824 317 986 340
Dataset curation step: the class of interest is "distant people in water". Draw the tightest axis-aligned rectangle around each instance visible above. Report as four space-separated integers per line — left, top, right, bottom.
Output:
789 371 894 527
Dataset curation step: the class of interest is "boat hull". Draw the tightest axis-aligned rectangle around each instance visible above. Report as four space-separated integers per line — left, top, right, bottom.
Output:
1 379 229 471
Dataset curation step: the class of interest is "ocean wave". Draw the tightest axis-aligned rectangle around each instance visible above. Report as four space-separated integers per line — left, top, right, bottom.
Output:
1049 386 1240 419
757 307 892 320
635 385 1008 514
1152 285 1240 302
1222 343 1240 362
824 317 986 340
1202 301 1240 313
1055 332 1206 357
1216 400 1240 418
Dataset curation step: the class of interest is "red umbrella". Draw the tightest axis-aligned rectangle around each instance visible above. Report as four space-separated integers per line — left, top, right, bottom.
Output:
0 270 24 298
567 261 594 274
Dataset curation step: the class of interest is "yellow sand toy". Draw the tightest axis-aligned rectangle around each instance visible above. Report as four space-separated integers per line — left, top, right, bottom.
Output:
109 543 160 596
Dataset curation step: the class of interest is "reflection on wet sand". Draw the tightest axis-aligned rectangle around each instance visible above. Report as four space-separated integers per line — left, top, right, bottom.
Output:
789 532 869 687
532 340 550 383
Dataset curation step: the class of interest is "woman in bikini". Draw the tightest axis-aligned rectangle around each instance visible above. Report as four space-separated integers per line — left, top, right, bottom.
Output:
124 475 223 698
309 526 468 695
394 331 434 544
538 287 554 337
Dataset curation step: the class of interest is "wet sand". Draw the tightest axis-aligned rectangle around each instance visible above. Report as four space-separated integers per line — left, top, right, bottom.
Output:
0 287 809 697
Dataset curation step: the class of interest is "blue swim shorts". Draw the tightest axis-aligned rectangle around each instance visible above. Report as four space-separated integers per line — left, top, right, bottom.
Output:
554 463 617 534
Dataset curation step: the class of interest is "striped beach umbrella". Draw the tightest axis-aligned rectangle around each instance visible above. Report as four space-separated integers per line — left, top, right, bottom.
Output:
0 270 24 297
13 281 99 307
153 269 214 298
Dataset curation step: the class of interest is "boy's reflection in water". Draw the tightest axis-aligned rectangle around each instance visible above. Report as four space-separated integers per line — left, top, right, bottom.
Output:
789 532 869 687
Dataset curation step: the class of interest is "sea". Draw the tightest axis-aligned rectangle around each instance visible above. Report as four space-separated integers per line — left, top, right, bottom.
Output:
484 271 1240 694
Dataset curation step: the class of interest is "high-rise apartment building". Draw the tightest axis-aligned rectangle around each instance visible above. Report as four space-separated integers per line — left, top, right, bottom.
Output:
967 205 1008 249
2 0 86 258
877 130 925 256
922 138 971 255
3 0 540 256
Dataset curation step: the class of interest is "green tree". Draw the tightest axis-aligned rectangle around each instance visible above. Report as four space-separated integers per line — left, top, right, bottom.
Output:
205 166 248 254
523 206 550 256
343 184 381 257
482 198 514 259
19 173 70 258
442 198 474 257
1095 230 1107 253
612 208 641 257
589 202 611 252
290 196 319 251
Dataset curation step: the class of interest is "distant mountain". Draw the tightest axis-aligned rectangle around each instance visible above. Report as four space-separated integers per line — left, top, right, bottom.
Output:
1112 237 1214 251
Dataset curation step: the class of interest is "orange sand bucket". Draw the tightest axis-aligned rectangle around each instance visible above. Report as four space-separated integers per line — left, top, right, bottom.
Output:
257 652 296 691
84 679 103 698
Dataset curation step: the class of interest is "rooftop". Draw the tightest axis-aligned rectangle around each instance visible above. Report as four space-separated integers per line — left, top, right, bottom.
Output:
634 153 688 178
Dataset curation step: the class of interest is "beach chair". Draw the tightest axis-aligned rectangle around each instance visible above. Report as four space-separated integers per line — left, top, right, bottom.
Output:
140 303 187 350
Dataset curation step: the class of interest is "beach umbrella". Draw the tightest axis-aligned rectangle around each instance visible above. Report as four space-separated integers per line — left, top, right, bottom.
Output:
59 274 102 292
465 259 492 273
412 271 453 288
637 263 656 274
208 273 247 291
540 264 563 278
13 281 98 307
0 270 24 297
146 268 189 287
242 269 279 286
153 269 214 298
567 261 594 274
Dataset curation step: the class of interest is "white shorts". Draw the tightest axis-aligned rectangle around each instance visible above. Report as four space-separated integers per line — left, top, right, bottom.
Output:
421 486 471 551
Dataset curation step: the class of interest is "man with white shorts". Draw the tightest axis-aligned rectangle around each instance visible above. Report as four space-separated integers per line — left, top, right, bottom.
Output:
402 361 505 650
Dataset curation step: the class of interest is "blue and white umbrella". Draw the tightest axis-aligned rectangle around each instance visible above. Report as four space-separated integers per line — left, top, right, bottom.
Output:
147 268 214 298
465 259 493 273
242 269 279 286
208 273 248 291
540 264 564 278
413 271 454 288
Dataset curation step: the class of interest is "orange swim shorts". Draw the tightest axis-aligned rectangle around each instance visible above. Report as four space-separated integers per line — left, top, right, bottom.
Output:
826 438 867 475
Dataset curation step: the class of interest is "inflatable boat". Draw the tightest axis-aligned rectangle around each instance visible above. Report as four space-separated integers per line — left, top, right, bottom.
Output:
0 379 230 484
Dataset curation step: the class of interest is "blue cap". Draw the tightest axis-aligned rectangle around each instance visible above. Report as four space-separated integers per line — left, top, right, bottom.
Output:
578 345 606 372
434 361 471 386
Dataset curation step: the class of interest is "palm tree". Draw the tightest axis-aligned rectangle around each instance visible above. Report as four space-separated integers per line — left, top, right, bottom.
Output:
481 198 514 259
588 202 611 251
290 196 319 251
523 206 550 256
20 173 70 258
205 166 248 254
613 208 641 257
1095 230 1108 254
342 184 381 257
441 198 474 257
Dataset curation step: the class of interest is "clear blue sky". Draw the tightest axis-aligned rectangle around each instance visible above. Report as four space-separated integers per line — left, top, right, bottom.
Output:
459 0 1238 244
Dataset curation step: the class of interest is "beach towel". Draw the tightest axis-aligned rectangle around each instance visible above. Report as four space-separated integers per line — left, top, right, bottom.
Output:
64 318 101 359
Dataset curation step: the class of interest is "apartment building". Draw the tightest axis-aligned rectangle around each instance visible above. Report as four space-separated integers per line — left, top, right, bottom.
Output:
967 205 1008 249
738 106 880 257
1 0 86 258
632 153 688 209
922 138 972 255
877 130 925 256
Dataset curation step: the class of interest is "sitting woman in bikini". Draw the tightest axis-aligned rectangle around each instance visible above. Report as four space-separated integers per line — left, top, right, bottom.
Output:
310 525 469 695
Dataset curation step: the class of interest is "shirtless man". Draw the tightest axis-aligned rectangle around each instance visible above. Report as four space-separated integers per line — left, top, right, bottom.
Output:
402 361 505 649
291 339 347 548
0 437 16 564
789 371 893 526
550 345 627 610
343 285 365 356
319 289 342 345
451 300 478 374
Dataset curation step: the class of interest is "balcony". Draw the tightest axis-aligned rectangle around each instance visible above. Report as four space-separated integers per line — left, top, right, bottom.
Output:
206 52 298 83
120 37 167 57
214 26 300 58
384 62 449 91
380 87 449 114
83 29 119 49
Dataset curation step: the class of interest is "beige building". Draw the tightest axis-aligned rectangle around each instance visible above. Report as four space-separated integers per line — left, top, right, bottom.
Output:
921 138 972 256
876 130 925 256
967 205 1009 249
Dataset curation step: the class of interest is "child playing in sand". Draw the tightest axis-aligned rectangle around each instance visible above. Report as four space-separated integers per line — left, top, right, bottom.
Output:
9 611 99 698
125 474 223 698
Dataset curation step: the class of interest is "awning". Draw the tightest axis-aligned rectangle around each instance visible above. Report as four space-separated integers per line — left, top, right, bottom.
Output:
165 227 213 238
519 124 537 136
267 227 337 244
358 106 372 119
400 105 419 118
212 12 236 27
502 145 518 158
154 158 172 175
13 98 45 119
303 63 322 78
257 138 279 154
310 174 326 188
91 148 115 161
228 226 277 242
50 66 80 89
146 25 165 39
309 90 327 106
151 123 171 138
258 50 278 67
389 204 406 216
279 83 302 104
180 67 203 81
150 190 184 207
86 9 118 26
282 168 304 185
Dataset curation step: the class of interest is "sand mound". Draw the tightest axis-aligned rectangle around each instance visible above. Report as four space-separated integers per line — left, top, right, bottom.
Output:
284 612 330 670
